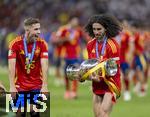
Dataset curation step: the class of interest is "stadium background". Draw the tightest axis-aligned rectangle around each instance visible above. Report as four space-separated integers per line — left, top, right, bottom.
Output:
0 0 150 117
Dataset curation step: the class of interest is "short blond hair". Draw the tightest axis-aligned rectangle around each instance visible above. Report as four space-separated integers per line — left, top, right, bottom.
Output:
24 17 40 27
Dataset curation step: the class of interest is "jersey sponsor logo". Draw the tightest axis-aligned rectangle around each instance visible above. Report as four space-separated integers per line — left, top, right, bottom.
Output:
92 49 95 53
19 50 25 55
35 48 40 55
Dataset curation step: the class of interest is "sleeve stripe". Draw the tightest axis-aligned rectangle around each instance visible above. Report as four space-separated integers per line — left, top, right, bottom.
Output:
111 57 120 61
107 39 117 54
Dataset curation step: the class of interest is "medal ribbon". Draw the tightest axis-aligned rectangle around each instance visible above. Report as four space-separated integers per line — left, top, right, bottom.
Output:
96 35 107 59
23 36 36 73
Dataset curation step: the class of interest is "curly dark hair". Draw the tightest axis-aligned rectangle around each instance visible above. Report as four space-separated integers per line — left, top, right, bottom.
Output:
85 14 122 38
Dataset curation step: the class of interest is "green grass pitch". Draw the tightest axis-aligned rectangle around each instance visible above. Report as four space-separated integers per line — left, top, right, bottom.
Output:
0 67 150 117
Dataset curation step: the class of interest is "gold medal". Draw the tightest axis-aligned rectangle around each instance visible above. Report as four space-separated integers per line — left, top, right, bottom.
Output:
27 68 30 74
26 64 31 74
26 58 29 64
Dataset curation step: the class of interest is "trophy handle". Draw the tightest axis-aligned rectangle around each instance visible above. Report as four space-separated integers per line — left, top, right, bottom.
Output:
81 61 105 80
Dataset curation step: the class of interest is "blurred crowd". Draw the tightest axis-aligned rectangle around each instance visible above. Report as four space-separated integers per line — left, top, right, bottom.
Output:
0 0 150 65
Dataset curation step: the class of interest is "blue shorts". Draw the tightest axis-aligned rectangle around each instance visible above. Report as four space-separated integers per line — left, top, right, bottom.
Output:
120 62 130 74
11 89 41 108
133 55 147 71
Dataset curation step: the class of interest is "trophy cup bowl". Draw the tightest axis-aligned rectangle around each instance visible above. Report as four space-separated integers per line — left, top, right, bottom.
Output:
79 59 99 76
66 64 80 80
104 59 118 76
80 59 99 69
66 59 99 81
66 58 118 81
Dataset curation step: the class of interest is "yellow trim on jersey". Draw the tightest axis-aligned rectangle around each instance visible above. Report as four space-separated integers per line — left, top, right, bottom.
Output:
107 39 117 54
37 38 48 50
9 36 22 49
87 38 96 44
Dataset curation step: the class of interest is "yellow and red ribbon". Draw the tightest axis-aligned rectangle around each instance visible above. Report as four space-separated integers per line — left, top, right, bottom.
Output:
82 60 121 99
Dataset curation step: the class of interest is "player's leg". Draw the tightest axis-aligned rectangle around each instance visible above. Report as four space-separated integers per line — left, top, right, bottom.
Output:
70 80 78 99
93 93 103 117
55 57 61 78
121 63 131 101
16 111 26 117
14 91 27 117
64 59 71 99
101 92 114 117
134 55 146 96
30 110 40 117
29 90 41 117
143 54 150 92
54 57 63 86
70 59 80 99
93 93 113 117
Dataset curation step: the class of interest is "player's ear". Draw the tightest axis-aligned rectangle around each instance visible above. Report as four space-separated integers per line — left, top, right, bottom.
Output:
24 25 30 32
24 27 30 37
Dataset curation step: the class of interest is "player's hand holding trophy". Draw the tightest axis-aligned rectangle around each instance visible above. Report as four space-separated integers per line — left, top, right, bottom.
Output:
66 58 118 82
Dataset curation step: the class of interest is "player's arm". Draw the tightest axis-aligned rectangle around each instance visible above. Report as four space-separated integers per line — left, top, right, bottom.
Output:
54 29 71 44
8 58 17 92
41 58 49 92
8 40 18 93
40 40 49 92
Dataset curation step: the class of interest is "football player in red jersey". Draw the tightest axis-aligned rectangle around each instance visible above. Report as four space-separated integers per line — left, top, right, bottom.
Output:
143 31 150 90
132 30 147 97
119 23 134 101
8 17 48 116
84 14 122 117
54 17 84 99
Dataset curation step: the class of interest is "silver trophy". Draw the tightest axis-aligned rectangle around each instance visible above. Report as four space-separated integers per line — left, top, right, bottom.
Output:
66 64 80 80
66 58 118 81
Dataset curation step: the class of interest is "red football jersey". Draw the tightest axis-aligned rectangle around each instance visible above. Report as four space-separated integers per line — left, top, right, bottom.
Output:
120 31 130 63
134 32 144 55
54 44 66 58
87 38 121 95
56 25 81 59
8 36 48 91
